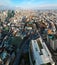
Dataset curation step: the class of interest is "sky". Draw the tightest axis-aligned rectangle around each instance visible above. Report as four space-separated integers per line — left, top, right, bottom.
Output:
0 0 57 9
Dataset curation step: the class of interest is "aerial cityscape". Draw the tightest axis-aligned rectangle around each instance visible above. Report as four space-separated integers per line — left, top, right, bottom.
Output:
0 0 57 65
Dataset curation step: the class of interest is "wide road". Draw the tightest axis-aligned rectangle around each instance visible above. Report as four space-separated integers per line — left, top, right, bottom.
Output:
13 35 30 65
13 31 40 65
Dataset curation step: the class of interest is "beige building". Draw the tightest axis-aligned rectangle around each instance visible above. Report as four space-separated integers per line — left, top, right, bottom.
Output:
49 38 57 51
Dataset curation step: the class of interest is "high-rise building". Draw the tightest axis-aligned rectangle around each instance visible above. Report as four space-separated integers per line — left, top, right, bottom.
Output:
29 37 55 65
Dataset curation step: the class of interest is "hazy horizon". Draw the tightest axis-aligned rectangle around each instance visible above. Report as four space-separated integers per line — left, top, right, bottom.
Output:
0 0 57 9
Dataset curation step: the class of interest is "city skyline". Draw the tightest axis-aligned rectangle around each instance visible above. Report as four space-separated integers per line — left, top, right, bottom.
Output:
0 0 57 9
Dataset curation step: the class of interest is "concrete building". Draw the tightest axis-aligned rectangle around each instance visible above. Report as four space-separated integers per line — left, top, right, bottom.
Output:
48 34 57 51
29 37 55 65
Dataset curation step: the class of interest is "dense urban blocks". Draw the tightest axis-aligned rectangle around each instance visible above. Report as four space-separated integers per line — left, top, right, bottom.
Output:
0 10 57 65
